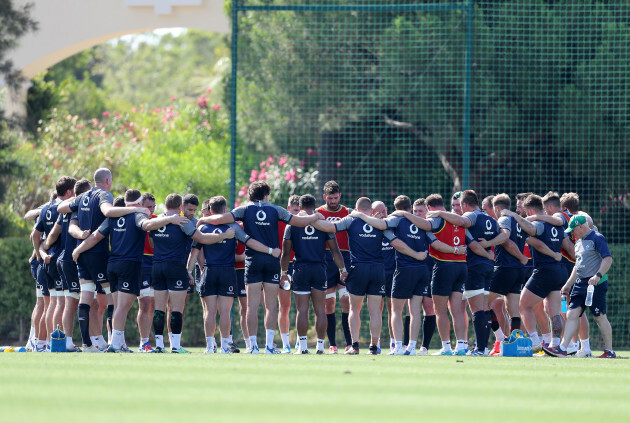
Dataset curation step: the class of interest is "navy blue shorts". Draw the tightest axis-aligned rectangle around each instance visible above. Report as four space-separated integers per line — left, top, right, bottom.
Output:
152 261 189 292
345 263 385 296
36 263 49 296
489 266 525 296
244 254 280 285
140 265 152 291
523 266 533 281
524 264 567 299
77 252 108 286
431 261 467 297
30 258 39 282
392 265 431 299
563 261 575 279
235 268 246 296
200 266 237 297
465 263 493 292
325 252 351 287
384 271 394 298
292 263 327 293
107 260 142 296
43 261 62 292
59 260 80 293
569 279 608 317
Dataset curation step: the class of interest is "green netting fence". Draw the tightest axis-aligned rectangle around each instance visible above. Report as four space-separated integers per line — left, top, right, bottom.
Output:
230 0 630 349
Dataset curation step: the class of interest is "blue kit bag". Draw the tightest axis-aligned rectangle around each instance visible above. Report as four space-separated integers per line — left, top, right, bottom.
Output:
500 329 533 357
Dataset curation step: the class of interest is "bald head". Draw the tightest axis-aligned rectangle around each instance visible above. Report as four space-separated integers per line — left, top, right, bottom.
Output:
94 168 112 189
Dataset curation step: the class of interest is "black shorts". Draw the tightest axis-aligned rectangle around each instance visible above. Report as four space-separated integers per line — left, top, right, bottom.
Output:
60 260 80 294
489 266 525 296
465 263 493 293
569 279 608 317
325 252 351 287
524 264 567 299
523 266 533 281
391 265 431 299
43 261 62 292
200 266 237 297
152 261 189 292
30 258 39 282
77 252 108 286
140 266 152 291
431 261 467 297
292 263 327 293
345 263 385 297
107 260 142 296
236 268 246 297
384 271 394 298
244 254 280 285
36 263 49 296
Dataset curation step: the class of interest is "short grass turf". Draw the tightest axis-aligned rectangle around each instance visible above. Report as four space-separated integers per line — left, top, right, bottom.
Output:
2 349 628 422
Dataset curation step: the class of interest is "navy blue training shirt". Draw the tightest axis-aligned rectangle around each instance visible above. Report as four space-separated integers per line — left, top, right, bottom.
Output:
150 213 197 263
384 215 432 269
231 201 293 258
36 199 62 258
530 220 565 266
494 215 527 268
284 224 335 266
193 222 250 267
98 213 148 262
334 216 392 265
68 187 114 253
464 209 500 267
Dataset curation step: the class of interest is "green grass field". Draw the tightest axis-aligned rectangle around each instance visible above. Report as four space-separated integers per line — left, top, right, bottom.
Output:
2 350 629 422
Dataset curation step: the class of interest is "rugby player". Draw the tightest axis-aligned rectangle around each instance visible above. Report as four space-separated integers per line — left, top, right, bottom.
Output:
281 194 346 354
501 194 568 352
57 168 151 352
544 215 615 358
138 192 157 352
425 191 498 355
196 181 321 354
190 196 278 354
316 181 352 354
313 197 393 355
277 195 300 353
372 201 395 353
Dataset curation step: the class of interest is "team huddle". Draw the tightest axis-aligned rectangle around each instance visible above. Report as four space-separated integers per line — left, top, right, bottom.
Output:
25 168 616 358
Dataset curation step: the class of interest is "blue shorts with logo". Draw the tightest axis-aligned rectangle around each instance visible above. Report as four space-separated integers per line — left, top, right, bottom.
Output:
345 262 385 296
466 263 494 293
383 271 395 298
325 251 351 287
235 268 246 297
42 260 63 292
569 278 608 317
77 251 108 287
152 261 189 292
292 262 327 293
524 264 567 299
392 265 431 299
431 261 467 297
244 254 280 285
200 265 237 297
489 266 525 296
36 263 49 296
107 260 142 296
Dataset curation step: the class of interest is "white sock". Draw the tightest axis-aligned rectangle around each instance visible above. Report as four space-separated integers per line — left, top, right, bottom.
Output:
456 339 467 351
90 336 98 346
66 336 74 349
316 338 325 352
37 339 46 348
281 332 290 348
221 338 229 351
580 338 591 352
390 338 395 347
542 333 551 344
395 341 403 350
168 332 173 346
266 329 275 349
408 340 417 351
377 339 381 349
112 330 124 349
559 344 567 352
244 337 251 349
229 334 233 343
442 340 452 351
206 337 214 349
96 335 108 349
141 337 149 347
530 332 540 345
249 335 258 348
295 339 300 350
155 335 164 349
299 336 308 351
494 328 505 342
107 330 112 344
550 337 561 348
171 333 181 350
29 326 35 341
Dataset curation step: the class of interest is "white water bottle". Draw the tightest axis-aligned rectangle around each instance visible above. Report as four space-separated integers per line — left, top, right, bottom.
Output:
585 284 595 307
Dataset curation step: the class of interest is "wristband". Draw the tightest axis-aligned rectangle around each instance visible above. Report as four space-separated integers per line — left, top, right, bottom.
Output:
281 270 288 276
268 247 273 255
339 267 347 274
596 272 602 278
453 246 459 254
